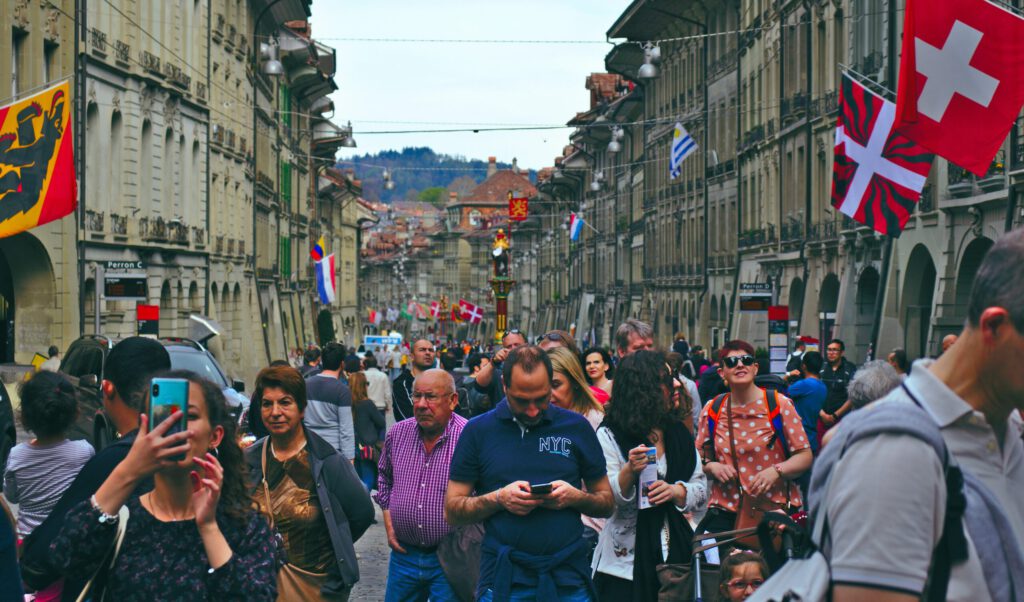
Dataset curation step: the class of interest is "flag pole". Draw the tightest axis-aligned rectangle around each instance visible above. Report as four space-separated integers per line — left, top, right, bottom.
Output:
838 65 896 101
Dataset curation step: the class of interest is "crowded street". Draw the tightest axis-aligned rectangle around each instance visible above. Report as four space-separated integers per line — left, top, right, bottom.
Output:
3 0 1024 600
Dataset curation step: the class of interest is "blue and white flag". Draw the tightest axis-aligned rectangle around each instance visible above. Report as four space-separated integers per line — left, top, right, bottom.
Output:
315 254 336 305
569 213 584 241
669 122 698 179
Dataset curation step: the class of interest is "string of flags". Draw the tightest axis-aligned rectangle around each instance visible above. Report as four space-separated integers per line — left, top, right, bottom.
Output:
364 298 485 326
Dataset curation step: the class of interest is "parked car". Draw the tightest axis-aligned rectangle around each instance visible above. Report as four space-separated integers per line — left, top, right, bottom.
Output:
0 380 14 470
159 338 248 423
60 335 248 452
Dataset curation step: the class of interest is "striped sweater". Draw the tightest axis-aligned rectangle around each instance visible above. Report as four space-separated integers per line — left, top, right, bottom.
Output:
3 439 94 536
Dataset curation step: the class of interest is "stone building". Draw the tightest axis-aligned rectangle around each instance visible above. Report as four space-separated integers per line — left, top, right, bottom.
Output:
0 0 366 384
527 0 1022 364
0 0 77 364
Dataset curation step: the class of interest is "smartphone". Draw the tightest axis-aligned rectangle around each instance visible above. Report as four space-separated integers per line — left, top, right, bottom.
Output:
529 482 553 496
149 377 189 438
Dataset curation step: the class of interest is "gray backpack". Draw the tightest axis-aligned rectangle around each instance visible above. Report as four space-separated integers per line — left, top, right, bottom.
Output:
750 384 1024 602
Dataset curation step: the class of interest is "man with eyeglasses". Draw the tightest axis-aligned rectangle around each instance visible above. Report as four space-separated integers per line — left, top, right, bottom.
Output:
392 339 436 422
472 329 528 407
377 369 467 601
446 346 613 601
819 339 857 432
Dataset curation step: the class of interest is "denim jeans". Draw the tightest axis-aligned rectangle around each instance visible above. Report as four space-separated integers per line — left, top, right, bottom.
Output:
478 585 592 602
384 546 458 602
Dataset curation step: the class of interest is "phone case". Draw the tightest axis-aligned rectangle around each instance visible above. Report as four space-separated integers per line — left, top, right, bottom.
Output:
149 378 189 435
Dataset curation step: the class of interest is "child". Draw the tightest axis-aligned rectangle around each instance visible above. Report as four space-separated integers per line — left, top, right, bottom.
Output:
3 371 94 537
718 551 769 601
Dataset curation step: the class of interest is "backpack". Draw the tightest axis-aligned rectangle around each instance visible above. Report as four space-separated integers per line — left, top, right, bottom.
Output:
703 390 789 461
748 384 1024 602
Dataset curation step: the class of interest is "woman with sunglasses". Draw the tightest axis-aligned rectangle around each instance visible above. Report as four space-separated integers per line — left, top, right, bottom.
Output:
592 350 708 601
694 340 813 549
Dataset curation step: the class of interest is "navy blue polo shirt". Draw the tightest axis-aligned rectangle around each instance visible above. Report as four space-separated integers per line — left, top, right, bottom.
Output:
449 400 606 591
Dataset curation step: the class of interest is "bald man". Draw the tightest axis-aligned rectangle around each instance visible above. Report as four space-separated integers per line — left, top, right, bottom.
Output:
392 339 436 421
941 333 958 355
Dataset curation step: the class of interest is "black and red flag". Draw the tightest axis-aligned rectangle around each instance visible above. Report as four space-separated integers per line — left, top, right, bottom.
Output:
831 74 934 236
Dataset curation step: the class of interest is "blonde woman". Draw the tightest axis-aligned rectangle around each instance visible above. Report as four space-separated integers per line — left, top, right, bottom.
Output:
547 347 604 430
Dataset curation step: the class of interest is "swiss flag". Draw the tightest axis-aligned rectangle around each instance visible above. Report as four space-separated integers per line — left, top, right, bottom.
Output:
459 299 484 324
894 0 1024 175
831 74 934 236
430 301 440 318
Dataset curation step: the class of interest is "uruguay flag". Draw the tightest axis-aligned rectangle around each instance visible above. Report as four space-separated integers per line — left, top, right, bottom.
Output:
315 254 336 305
569 213 584 242
669 122 698 180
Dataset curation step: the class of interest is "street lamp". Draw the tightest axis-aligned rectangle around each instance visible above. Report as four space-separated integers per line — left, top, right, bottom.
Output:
341 121 357 148
638 43 660 79
259 41 284 76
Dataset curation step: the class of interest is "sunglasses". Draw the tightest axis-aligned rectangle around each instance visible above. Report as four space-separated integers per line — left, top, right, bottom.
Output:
723 354 756 369
537 332 565 343
503 329 523 337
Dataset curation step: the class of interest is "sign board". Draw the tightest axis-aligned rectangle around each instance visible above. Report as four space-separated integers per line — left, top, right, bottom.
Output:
739 295 771 312
768 306 789 373
137 304 159 336
364 335 402 349
104 260 146 271
104 274 148 300
739 282 773 292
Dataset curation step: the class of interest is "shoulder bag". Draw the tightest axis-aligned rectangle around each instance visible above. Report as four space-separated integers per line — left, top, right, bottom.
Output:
75 504 130 602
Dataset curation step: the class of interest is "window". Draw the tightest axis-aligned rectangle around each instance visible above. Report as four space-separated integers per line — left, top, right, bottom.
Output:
12 30 28 98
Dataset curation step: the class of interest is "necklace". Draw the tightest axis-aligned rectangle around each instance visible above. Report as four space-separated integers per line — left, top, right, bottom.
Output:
144 492 194 522
270 438 307 462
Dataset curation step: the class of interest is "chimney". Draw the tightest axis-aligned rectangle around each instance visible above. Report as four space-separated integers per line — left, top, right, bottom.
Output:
448 191 458 204
487 156 497 178
511 157 519 175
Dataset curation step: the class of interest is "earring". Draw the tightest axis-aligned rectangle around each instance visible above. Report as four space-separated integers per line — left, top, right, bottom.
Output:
208 447 219 458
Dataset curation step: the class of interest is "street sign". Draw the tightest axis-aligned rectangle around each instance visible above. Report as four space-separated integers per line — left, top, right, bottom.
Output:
137 304 159 336
104 260 146 271
739 282 772 292
768 306 789 373
104 274 148 300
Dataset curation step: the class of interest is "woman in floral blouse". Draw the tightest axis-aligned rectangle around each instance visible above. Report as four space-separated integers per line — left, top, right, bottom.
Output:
51 371 277 601
695 340 813 552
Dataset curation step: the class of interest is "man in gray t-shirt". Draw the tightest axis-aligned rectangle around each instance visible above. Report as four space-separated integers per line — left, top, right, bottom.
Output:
304 343 355 460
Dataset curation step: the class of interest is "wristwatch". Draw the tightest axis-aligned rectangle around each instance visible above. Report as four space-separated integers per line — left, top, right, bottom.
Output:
90 494 120 525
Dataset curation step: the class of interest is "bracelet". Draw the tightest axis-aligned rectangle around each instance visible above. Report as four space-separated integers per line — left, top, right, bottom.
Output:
773 464 785 479
90 495 120 525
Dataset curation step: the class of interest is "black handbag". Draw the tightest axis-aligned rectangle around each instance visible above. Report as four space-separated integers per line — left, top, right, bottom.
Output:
437 523 485 602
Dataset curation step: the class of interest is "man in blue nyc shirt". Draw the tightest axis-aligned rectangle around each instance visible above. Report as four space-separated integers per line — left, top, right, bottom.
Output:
446 346 614 601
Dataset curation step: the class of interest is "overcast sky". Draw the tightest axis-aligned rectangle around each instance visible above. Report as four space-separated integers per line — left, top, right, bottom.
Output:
314 1 627 171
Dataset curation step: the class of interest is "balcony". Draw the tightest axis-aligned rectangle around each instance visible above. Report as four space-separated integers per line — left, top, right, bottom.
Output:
141 216 168 241
141 50 161 75
163 61 191 91
192 226 206 247
857 51 885 83
780 93 810 124
114 40 130 66
169 221 189 244
90 28 107 55
85 210 104 233
739 125 765 153
947 165 974 198
110 213 127 236
213 13 225 43
977 152 1006 193
780 220 804 244
738 224 777 249
807 219 842 243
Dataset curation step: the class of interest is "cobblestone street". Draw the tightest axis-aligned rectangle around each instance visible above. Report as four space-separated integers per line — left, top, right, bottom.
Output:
350 506 390 600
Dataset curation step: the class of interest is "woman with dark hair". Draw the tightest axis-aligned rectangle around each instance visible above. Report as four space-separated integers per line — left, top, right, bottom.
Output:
592 350 708 601
582 346 614 402
246 365 375 600
4 371 93 538
51 370 278 600
348 371 385 491
695 340 813 550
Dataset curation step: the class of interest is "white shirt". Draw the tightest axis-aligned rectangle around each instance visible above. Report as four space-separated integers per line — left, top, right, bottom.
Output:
364 367 392 412
592 426 709 580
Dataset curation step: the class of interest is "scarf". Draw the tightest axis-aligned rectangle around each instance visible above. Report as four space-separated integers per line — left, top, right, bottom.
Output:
605 419 698 601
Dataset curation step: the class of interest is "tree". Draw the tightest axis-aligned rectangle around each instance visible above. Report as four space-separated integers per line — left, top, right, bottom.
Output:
417 186 449 207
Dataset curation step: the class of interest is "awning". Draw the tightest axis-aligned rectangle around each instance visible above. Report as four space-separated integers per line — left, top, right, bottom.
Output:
189 314 225 345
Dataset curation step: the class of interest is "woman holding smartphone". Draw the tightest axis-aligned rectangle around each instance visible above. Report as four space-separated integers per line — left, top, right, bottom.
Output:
51 370 278 600
592 351 709 601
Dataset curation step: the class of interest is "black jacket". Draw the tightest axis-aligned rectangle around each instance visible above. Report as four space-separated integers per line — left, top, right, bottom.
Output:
353 398 386 447
246 429 375 594
820 358 857 414
392 370 415 422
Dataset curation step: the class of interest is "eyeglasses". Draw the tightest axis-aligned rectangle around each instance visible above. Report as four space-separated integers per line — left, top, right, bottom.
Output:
411 391 448 404
826 347 842 353
727 579 764 590
723 354 756 369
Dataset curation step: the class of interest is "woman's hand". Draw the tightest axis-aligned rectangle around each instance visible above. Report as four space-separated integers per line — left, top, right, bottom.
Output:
626 445 651 474
120 412 193 482
748 466 781 497
645 480 686 506
191 452 223 527
706 461 738 484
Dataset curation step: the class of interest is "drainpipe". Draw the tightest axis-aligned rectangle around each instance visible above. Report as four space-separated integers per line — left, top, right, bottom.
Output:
799 1 813 336
204 0 212 317
868 0 899 360
728 1 742 340
76 0 87 335
698 21 711 333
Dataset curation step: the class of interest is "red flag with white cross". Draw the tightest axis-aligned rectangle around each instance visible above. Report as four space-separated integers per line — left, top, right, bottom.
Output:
458 299 484 324
831 74 934 236
894 0 1024 176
